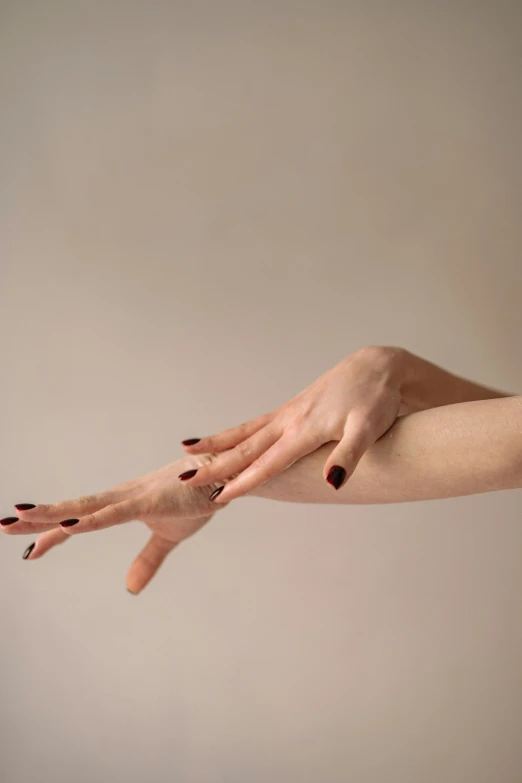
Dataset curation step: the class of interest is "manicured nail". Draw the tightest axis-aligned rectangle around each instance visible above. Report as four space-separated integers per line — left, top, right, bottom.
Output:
209 486 224 502
182 438 201 446
179 469 198 481
15 503 36 511
326 466 347 490
60 518 79 527
1 517 19 526
23 543 35 560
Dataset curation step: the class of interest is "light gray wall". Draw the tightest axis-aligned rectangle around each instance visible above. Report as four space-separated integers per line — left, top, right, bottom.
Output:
1 2 521 782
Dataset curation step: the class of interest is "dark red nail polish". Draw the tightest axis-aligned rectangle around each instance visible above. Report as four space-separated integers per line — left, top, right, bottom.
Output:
60 518 79 527
15 503 36 511
179 469 198 481
1 517 19 526
209 486 224 502
326 466 347 490
23 543 35 559
182 438 201 446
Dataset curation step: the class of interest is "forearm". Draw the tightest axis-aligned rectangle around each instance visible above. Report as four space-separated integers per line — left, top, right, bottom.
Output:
390 347 510 414
251 396 522 504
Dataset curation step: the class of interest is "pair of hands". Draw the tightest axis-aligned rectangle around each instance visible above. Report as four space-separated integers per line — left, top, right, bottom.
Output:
2 345 408 593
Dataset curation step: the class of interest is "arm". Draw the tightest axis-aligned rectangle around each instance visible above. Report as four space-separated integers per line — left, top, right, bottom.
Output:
252 396 522 505
7 397 520 595
396 348 509 413
181 346 512 501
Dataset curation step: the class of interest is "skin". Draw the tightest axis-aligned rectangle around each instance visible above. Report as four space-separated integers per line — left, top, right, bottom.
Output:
2 395 521 595
180 346 508 502
254 396 522 505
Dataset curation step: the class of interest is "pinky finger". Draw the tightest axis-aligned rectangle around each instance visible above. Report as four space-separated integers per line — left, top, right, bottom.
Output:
23 528 71 560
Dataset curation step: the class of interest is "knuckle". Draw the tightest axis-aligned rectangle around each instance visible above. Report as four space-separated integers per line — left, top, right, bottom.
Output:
235 439 255 460
370 389 391 413
207 462 226 480
142 545 163 568
356 416 374 438
303 427 323 448
77 494 97 509
253 458 278 482
270 418 285 439
321 411 343 436
80 512 98 530
247 452 268 473
341 443 361 466
105 504 125 525
237 421 253 439
347 406 373 432
284 417 306 438
287 397 312 419
193 464 212 482
142 494 154 516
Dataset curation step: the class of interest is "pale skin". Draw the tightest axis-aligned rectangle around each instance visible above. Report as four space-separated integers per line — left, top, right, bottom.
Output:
1 347 520 594
179 346 508 500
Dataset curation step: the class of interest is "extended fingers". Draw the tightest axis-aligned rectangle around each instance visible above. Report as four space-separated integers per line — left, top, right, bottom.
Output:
2 490 124 534
211 430 320 502
59 497 145 536
180 425 280 487
181 412 274 454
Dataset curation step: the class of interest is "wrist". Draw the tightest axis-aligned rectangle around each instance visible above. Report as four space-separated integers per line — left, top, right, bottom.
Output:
388 348 486 414
362 346 432 415
389 348 426 414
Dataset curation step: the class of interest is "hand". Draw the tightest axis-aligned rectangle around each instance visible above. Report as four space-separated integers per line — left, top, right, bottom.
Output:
1 454 225 594
180 346 410 502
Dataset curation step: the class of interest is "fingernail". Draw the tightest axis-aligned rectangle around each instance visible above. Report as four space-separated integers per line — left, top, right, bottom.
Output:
60 518 79 527
15 503 36 511
23 542 35 560
182 438 201 446
178 469 198 481
326 466 347 490
127 588 138 595
209 486 224 502
1 517 19 526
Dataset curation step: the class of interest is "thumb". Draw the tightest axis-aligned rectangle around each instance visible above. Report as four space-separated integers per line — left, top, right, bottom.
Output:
126 533 179 595
324 411 375 490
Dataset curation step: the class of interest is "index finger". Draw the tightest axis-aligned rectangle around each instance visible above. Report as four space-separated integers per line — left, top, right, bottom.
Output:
181 412 274 454
211 430 321 503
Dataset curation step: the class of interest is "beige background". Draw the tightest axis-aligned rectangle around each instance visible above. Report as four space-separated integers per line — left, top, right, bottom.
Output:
1 2 521 782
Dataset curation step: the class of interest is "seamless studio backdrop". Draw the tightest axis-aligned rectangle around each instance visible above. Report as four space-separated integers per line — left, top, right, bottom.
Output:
1 2 522 783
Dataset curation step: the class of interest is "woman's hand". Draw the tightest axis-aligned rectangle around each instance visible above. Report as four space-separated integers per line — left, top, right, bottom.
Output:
181 346 409 502
180 344 509 503
1 455 225 594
